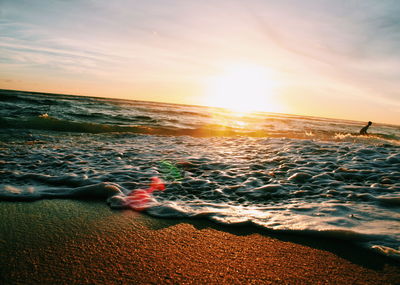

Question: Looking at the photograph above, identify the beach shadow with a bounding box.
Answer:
[2,198,397,271]
[144,215,399,271]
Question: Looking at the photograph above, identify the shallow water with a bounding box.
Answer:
[0,89,399,258]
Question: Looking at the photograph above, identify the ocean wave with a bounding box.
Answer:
[0,90,68,106]
[0,183,125,201]
[0,115,145,134]
[1,89,400,260]
[1,181,399,259]
[1,90,399,145]
[0,115,398,146]
[0,114,271,136]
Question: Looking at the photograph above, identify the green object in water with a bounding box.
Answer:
[158,160,183,181]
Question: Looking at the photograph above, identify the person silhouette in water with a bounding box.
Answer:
[360,121,372,135]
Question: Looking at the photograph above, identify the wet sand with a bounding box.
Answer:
[0,200,399,284]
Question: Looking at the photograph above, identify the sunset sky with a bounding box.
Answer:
[0,0,399,124]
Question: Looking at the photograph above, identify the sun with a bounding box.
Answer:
[203,63,281,113]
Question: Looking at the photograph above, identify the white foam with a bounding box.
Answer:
[372,245,400,260]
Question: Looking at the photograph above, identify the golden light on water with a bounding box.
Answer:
[203,63,283,114]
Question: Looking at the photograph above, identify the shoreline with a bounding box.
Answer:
[1,200,399,284]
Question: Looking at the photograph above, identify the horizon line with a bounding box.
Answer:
[1,87,397,127]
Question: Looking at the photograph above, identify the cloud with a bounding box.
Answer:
[0,0,399,123]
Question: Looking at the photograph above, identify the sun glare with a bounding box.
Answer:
[204,63,281,113]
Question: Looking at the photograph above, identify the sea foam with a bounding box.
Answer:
[1,90,400,259]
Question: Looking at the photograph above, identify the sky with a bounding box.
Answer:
[0,0,399,124]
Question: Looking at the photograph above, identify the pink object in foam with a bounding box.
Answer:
[125,177,165,211]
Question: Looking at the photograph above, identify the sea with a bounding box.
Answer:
[1,89,399,259]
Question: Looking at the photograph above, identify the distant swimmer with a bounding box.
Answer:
[359,121,372,135]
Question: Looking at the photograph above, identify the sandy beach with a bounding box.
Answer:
[0,200,398,284]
